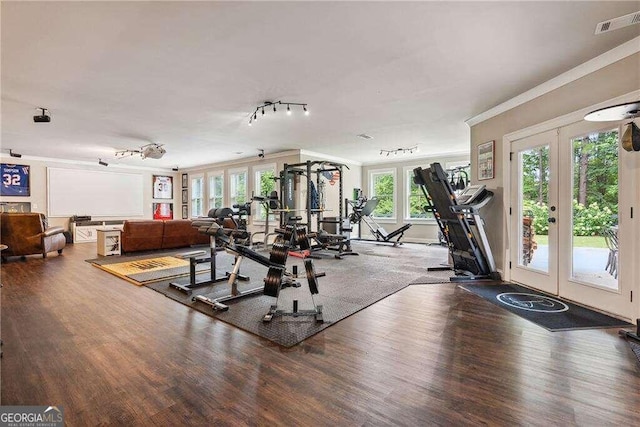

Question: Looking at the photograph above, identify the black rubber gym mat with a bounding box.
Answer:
[145,242,451,347]
[460,282,634,331]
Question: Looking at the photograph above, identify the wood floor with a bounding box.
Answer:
[1,243,639,426]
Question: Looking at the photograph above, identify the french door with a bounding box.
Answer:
[510,122,634,320]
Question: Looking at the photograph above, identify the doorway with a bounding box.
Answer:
[509,121,634,320]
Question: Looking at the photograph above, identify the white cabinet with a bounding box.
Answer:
[71,221,124,243]
[72,224,99,242]
[97,228,121,256]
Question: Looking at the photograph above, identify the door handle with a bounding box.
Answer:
[548,217,556,223]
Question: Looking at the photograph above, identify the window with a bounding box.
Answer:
[254,165,276,221]
[229,169,247,208]
[369,169,395,219]
[406,169,432,220]
[208,172,224,211]
[191,175,204,217]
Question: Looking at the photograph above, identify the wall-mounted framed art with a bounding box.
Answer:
[1,163,30,196]
[182,189,188,204]
[181,173,188,189]
[153,175,173,199]
[182,205,188,219]
[0,201,31,213]
[153,202,173,220]
[477,140,495,181]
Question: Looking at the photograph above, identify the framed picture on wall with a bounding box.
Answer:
[1,163,30,196]
[181,173,188,189]
[182,189,188,204]
[153,175,173,199]
[477,140,495,181]
[182,205,188,219]
[153,202,173,220]
[0,201,31,213]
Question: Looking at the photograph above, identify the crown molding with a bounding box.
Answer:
[299,150,362,166]
[0,154,174,173]
[466,35,640,127]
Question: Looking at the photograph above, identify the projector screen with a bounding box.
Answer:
[47,167,144,217]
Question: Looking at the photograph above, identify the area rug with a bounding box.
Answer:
[460,282,634,331]
[146,245,423,347]
[90,252,210,286]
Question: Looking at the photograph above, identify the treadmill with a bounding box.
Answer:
[413,162,501,282]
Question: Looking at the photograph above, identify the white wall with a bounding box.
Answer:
[0,155,177,230]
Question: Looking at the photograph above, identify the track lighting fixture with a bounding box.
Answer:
[248,101,309,126]
[98,159,109,167]
[379,145,419,156]
[9,149,22,158]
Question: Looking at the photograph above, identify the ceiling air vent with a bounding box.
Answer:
[595,10,640,35]
[357,133,373,140]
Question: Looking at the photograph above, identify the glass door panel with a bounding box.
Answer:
[569,129,619,290]
[510,129,558,295]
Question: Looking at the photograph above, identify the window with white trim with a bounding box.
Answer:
[229,169,248,207]
[208,172,224,211]
[254,164,277,221]
[369,169,395,219]
[191,174,205,217]
[406,168,432,219]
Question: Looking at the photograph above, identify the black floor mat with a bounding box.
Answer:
[460,282,634,331]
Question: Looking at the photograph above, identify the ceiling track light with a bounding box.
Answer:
[98,159,109,167]
[380,145,419,157]
[248,101,309,125]
[9,149,22,158]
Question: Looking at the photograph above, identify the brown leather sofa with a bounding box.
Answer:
[0,212,66,260]
[121,219,209,253]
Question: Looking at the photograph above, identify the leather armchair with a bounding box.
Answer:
[0,213,66,260]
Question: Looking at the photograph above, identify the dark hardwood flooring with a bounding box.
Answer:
[1,243,639,426]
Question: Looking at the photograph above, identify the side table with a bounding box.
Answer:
[97,228,121,256]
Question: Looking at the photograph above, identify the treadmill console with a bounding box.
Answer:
[456,185,486,205]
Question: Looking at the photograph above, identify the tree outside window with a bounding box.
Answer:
[229,170,247,207]
[255,168,276,220]
[370,170,395,218]
[407,170,432,219]
[191,176,204,217]
[208,173,224,211]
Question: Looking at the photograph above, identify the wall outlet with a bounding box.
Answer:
[33,203,38,209]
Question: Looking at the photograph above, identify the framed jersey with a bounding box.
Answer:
[1,163,30,196]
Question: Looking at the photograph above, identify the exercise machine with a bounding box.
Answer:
[279,160,358,259]
[249,190,280,250]
[169,208,249,295]
[190,222,287,311]
[413,162,501,282]
[346,195,412,246]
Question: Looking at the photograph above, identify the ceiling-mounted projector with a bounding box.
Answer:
[34,107,51,123]
[141,144,166,159]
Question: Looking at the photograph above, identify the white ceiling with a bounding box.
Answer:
[2,1,639,169]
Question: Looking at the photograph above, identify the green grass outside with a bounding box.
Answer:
[533,234,607,248]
